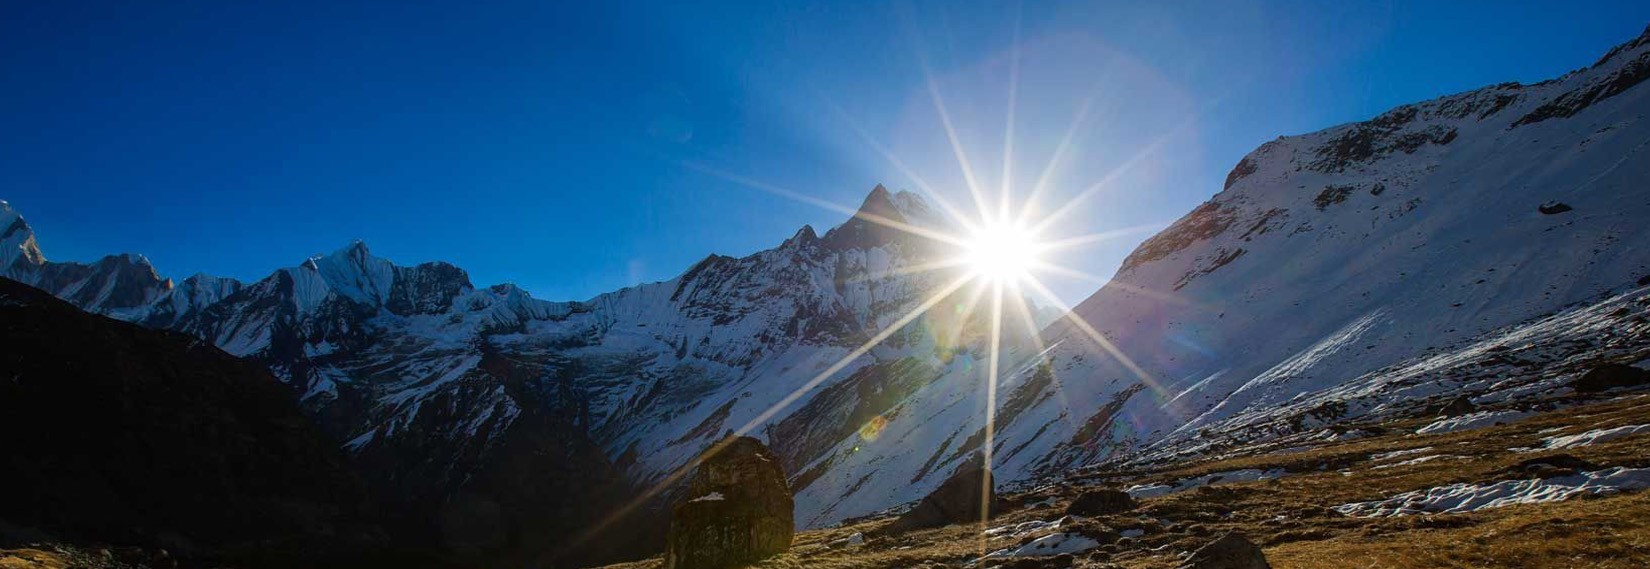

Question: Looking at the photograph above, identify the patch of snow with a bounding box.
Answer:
[982,532,1100,559]
[1125,468,1287,498]
[1335,467,1650,517]
[1370,447,1434,461]
[689,492,725,502]
[985,517,1068,539]
[1415,410,1535,435]
[1022,496,1058,509]
[1372,455,1460,469]
[1539,424,1650,450]
[1119,528,1146,538]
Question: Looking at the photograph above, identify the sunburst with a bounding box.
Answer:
[566,14,1174,560]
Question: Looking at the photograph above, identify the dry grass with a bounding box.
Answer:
[594,393,1650,568]
[0,549,69,569]
[1269,492,1650,568]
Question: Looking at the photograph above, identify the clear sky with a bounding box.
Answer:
[4,1,1648,304]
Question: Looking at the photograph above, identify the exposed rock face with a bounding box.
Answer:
[1432,395,1476,417]
[1064,489,1137,516]
[1538,201,1574,215]
[881,455,1002,534]
[0,185,981,539]
[664,436,793,569]
[1179,533,1271,569]
[1572,364,1650,393]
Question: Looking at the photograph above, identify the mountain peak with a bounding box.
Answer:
[853,184,902,224]
[337,239,371,258]
[1592,23,1650,68]
[781,225,819,250]
[818,184,942,252]
[1,200,46,270]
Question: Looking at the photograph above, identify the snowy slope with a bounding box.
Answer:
[3,202,174,317]
[10,25,1650,536]
[790,24,1650,525]
[1,185,1018,535]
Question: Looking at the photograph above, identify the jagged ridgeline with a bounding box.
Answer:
[4,21,1650,568]
[0,184,1031,564]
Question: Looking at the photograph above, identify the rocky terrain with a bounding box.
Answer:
[596,380,1650,568]
[3,20,1650,569]
[797,23,1650,524]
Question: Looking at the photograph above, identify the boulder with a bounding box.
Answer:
[1498,453,1599,479]
[1179,533,1271,569]
[1065,489,1137,516]
[880,454,1003,534]
[1432,395,1476,417]
[1572,364,1650,393]
[664,436,793,569]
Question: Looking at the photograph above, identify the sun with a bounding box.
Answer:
[959,220,1042,283]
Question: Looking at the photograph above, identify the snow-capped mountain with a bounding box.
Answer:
[11,23,1650,552]
[1,184,1020,557]
[789,24,1650,524]
[3,202,175,318]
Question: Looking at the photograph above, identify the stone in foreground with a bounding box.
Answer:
[1179,533,1271,569]
[664,436,793,569]
[1064,488,1137,516]
[880,454,1003,534]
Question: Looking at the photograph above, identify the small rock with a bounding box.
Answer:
[1065,489,1137,516]
[880,454,1004,534]
[1178,533,1271,569]
[1538,201,1573,215]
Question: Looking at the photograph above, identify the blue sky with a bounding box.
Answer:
[4,1,1648,304]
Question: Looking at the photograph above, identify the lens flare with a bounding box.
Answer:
[858,415,889,441]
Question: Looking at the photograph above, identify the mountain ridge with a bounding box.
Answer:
[6,23,1650,562]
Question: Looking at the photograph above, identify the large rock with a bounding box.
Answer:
[1572,364,1650,393]
[1065,488,1137,516]
[1431,395,1476,417]
[664,436,793,569]
[880,454,1003,534]
[1179,533,1271,569]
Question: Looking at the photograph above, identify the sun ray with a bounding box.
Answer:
[979,280,1005,552]
[732,272,977,438]
[1005,283,1080,420]
[840,257,971,286]
[997,1,1023,225]
[947,276,994,350]
[910,34,992,226]
[564,272,977,551]
[1020,276,1167,396]
[1038,222,1170,252]
[682,160,970,248]
[823,99,982,233]
[1026,261,1200,308]
[1005,282,1047,353]
[1016,96,1095,226]
[1030,116,1195,235]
